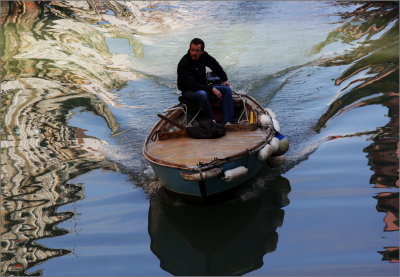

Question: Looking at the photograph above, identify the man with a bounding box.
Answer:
[177,38,235,124]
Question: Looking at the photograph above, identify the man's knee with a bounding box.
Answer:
[196,90,208,97]
[196,90,209,102]
[220,87,232,97]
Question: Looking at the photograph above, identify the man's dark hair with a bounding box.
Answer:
[190,38,205,51]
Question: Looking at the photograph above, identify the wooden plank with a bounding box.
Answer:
[147,130,267,167]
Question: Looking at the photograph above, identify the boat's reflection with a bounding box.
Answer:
[148,176,291,276]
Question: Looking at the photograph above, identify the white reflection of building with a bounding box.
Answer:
[0,82,120,275]
[0,1,135,275]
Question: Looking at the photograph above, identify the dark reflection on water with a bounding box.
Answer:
[314,2,398,132]
[375,191,399,263]
[148,176,291,276]
[313,1,399,262]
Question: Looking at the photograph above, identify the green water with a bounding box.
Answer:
[1,1,398,276]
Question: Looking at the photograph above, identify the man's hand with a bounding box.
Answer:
[223,80,230,86]
[212,87,222,99]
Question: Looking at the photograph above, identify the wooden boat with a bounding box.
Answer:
[143,92,289,199]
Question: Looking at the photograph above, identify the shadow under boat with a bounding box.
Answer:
[148,176,291,276]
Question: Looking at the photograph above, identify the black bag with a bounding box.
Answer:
[186,120,226,139]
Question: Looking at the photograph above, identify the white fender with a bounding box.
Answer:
[270,137,280,153]
[272,118,280,133]
[267,155,285,168]
[224,166,248,182]
[264,107,277,119]
[180,168,222,182]
[258,114,271,128]
[258,144,273,161]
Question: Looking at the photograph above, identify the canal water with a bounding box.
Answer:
[1,1,398,276]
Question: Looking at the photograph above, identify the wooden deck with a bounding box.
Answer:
[146,130,267,167]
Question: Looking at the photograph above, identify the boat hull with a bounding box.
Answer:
[148,151,265,198]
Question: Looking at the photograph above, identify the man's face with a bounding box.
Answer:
[189,43,203,61]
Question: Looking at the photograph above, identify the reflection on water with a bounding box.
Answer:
[314,2,398,133]
[313,2,399,262]
[375,191,399,263]
[0,90,118,276]
[0,1,133,275]
[148,176,291,276]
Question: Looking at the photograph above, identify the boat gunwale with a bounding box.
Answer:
[142,93,274,170]
[143,135,271,170]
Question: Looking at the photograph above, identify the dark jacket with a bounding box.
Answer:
[177,50,228,94]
